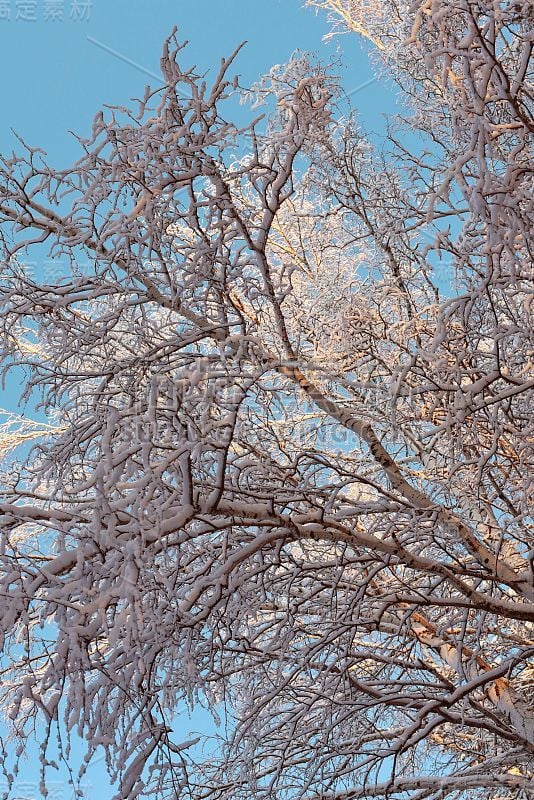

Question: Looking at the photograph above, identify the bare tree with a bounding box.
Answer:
[0,2,532,797]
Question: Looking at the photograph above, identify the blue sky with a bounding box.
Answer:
[0,2,398,797]
[0,0,397,160]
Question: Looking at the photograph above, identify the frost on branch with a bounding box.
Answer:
[0,17,533,800]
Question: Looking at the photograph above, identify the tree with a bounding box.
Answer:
[0,1,532,796]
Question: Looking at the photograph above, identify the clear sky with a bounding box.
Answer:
[0,0,397,159]
[0,2,398,797]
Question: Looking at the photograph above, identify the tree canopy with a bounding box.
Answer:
[0,2,532,798]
